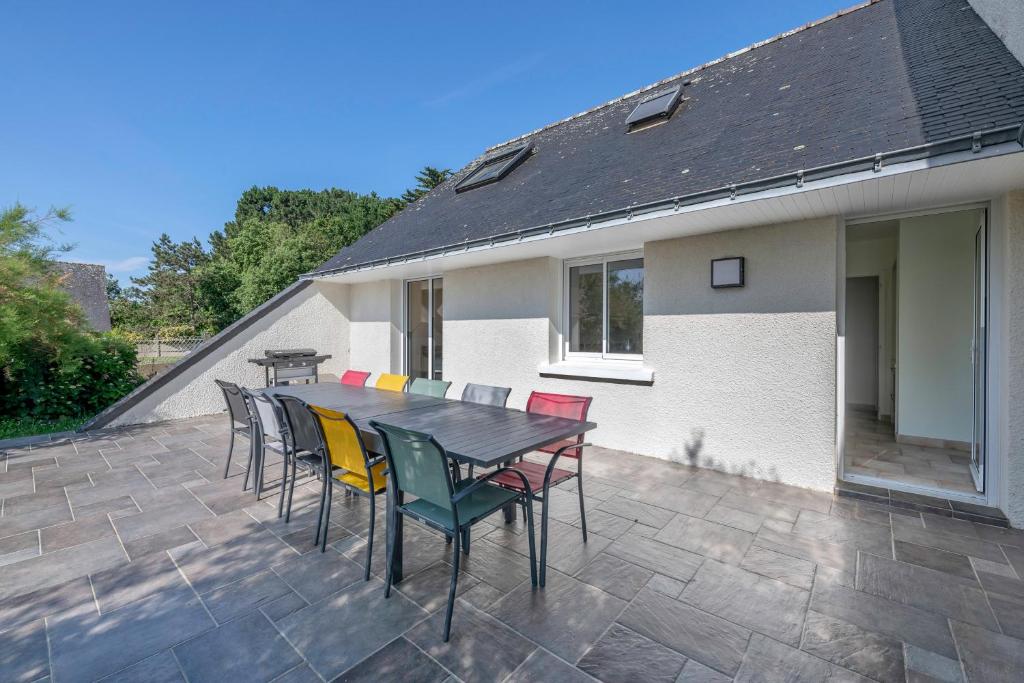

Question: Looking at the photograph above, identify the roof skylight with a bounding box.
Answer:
[625,85,683,129]
[454,143,532,193]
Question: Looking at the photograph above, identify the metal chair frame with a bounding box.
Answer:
[459,383,512,407]
[276,394,382,579]
[241,388,293,504]
[371,421,537,642]
[492,392,593,586]
[215,379,256,484]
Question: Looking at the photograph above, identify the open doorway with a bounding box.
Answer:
[843,208,986,499]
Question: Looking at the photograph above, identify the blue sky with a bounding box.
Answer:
[2,0,850,284]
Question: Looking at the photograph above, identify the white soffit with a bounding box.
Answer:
[314,144,1024,284]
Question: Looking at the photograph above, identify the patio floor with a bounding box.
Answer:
[2,415,1024,683]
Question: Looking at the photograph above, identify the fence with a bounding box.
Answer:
[134,337,208,379]
[135,337,207,359]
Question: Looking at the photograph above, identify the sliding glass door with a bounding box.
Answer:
[406,278,443,380]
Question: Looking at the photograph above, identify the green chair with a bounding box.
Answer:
[370,421,537,642]
[408,377,452,398]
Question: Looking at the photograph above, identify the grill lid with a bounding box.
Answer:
[265,348,317,359]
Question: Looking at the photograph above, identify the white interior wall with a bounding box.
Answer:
[846,232,897,416]
[896,210,980,444]
[845,277,879,408]
[110,282,350,426]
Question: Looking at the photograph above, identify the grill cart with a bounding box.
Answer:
[248,348,332,387]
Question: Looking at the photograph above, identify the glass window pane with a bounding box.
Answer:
[406,280,430,379]
[607,258,643,355]
[569,263,603,353]
[468,159,503,184]
[432,278,443,380]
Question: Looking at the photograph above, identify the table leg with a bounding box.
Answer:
[502,459,518,523]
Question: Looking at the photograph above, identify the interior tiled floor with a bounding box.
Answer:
[3,415,1024,683]
[844,407,978,496]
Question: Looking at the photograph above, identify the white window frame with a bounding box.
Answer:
[562,250,644,362]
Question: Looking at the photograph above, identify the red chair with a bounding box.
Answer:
[340,370,371,387]
[490,391,592,586]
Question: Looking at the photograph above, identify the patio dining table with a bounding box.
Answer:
[266,382,595,583]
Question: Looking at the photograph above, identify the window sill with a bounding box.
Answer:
[538,360,654,385]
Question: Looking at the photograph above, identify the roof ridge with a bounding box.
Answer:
[485,0,879,153]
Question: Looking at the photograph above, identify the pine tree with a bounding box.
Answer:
[401,166,453,203]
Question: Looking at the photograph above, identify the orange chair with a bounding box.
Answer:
[275,395,384,579]
[375,373,410,392]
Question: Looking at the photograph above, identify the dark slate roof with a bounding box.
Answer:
[314,0,1024,275]
[54,262,112,332]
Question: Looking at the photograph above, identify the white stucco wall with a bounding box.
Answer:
[969,0,1024,67]
[348,280,402,375]
[109,282,350,426]
[443,257,562,411]
[999,189,1024,526]
[644,218,839,490]
[442,217,839,491]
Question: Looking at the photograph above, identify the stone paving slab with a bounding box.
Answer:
[2,414,1023,681]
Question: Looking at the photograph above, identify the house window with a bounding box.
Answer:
[565,252,644,359]
[454,143,532,193]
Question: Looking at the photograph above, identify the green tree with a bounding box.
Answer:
[0,204,79,364]
[113,170,436,337]
[130,234,214,335]
[108,282,151,337]
[215,186,402,312]
[401,166,453,203]
[0,203,141,423]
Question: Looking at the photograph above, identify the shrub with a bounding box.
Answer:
[156,324,200,339]
[0,203,144,425]
[109,327,145,344]
[1,332,143,421]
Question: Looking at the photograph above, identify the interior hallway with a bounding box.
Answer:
[844,406,977,496]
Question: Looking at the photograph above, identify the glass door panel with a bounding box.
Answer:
[431,278,444,380]
[406,277,443,380]
[970,219,986,492]
[406,280,430,380]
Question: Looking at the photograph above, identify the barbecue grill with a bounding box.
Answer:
[248,348,332,387]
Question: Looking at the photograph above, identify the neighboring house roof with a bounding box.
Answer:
[54,262,112,332]
[313,0,1024,277]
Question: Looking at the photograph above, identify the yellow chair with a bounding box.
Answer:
[375,373,410,392]
[308,404,386,579]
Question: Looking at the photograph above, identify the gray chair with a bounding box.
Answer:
[215,379,255,481]
[242,388,291,510]
[460,383,512,407]
[460,383,513,480]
